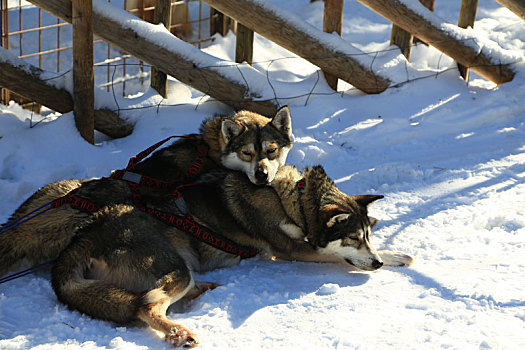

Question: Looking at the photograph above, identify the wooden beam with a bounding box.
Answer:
[72,0,94,144]
[358,0,515,84]
[235,22,254,65]
[457,0,478,81]
[28,0,279,115]
[494,0,525,21]
[202,0,391,94]
[0,48,133,138]
[323,0,343,90]
[150,0,172,98]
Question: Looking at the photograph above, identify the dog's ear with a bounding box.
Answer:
[271,106,292,138]
[354,195,384,207]
[320,204,345,227]
[221,119,244,144]
[326,213,350,228]
[368,216,378,228]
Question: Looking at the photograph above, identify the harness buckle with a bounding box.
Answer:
[122,172,142,184]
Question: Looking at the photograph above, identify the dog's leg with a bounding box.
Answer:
[377,250,414,266]
[137,273,199,348]
[183,281,220,300]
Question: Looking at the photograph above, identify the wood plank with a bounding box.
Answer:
[28,0,279,115]
[235,22,254,65]
[202,0,391,94]
[150,0,171,98]
[72,0,94,144]
[0,47,133,138]
[457,0,478,80]
[494,0,525,21]
[322,0,343,90]
[358,0,515,84]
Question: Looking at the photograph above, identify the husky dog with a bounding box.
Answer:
[0,107,293,276]
[223,165,413,270]
[50,164,412,347]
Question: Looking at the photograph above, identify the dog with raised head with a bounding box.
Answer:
[50,164,412,347]
[0,106,293,276]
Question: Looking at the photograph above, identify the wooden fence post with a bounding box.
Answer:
[235,22,253,65]
[150,0,172,98]
[323,0,343,90]
[72,0,94,144]
[210,8,231,36]
[390,0,434,60]
[458,0,478,81]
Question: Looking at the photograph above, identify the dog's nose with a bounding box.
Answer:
[255,169,268,184]
[372,259,383,269]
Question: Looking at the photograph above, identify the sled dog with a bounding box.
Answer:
[0,107,293,276]
[51,164,413,347]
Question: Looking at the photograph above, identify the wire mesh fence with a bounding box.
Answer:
[0,0,215,108]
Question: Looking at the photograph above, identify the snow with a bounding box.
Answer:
[1,0,525,349]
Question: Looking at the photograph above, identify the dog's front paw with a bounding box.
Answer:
[378,250,413,267]
[165,326,199,348]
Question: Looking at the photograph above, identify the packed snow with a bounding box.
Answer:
[1,0,524,349]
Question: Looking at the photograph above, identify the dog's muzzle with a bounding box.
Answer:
[254,169,268,185]
[345,258,384,270]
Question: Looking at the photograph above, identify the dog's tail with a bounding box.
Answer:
[51,236,144,325]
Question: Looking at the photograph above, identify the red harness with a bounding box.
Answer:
[51,135,259,259]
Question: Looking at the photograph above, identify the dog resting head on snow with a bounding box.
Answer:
[201,106,292,185]
[268,165,414,271]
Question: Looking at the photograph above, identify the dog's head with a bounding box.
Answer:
[220,106,293,186]
[311,194,385,271]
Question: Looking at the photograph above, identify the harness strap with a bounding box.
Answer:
[110,138,209,190]
[51,189,100,213]
[127,183,258,259]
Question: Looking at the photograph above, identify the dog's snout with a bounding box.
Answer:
[372,259,383,269]
[255,169,268,184]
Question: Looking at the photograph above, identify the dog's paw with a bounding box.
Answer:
[165,326,199,348]
[377,250,413,267]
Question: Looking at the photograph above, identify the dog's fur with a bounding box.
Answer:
[50,164,413,347]
[222,165,414,270]
[0,107,292,276]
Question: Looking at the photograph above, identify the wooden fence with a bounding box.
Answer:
[1,0,522,143]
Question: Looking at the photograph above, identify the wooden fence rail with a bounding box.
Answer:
[0,47,133,138]
[494,0,525,21]
[357,0,516,84]
[202,0,391,94]
[27,0,279,116]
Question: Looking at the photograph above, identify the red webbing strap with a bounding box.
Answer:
[127,184,259,259]
[125,135,183,170]
[110,136,208,189]
[51,189,100,213]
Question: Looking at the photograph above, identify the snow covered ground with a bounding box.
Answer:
[1,0,524,349]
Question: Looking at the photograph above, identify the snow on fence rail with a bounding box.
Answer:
[1,0,523,142]
[357,0,519,84]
